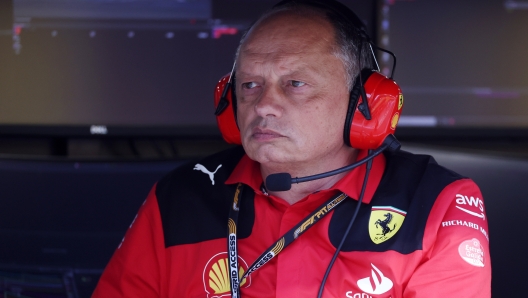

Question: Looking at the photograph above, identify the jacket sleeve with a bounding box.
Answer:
[404,178,491,297]
[92,184,167,297]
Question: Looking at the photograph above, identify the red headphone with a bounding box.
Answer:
[214,70,402,149]
[214,73,241,145]
[213,0,403,150]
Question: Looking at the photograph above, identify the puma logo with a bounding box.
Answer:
[193,163,222,185]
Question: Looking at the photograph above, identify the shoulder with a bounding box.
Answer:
[382,149,471,225]
[329,149,471,252]
[385,150,487,250]
[156,145,246,197]
[379,149,467,203]
[154,145,254,247]
[385,149,465,180]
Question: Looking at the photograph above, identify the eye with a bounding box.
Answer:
[290,80,306,87]
[241,82,258,89]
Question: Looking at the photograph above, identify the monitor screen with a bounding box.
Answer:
[1,0,227,136]
[0,0,375,137]
[384,0,528,130]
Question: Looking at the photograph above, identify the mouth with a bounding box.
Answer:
[251,127,284,141]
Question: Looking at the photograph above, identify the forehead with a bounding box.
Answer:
[236,11,337,68]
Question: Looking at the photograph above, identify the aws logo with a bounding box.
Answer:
[203,252,251,298]
[368,206,406,244]
[455,194,486,220]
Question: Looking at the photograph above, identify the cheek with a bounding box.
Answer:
[236,104,261,146]
[235,103,251,130]
[299,105,345,145]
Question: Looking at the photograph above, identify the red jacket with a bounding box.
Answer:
[93,147,491,297]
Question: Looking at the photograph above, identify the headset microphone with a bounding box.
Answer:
[265,134,401,192]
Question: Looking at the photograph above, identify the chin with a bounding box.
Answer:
[243,142,292,165]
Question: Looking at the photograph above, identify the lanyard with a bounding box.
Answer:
[227,183,348,298]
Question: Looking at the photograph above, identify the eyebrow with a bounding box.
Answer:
[235,63,321,80]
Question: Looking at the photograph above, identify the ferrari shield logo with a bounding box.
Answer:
[369,206,407,244]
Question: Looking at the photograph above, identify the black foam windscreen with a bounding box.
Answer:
[265,172,293,191]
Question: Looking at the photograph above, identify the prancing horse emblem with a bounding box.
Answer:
[194,164,222,185]
[369,206,406,244]
[375,213,396,236]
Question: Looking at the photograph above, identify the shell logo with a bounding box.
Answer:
[203,252,251,297]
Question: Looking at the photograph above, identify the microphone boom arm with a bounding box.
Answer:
[292,140,387,184]
[265,134,401,191]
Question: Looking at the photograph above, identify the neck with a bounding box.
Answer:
[267,174,348,205]
[261,149,358,205]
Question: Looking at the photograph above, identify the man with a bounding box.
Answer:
[93,1,491,297]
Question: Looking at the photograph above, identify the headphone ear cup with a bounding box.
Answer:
[214,73,242,144]
[346,71,403,149]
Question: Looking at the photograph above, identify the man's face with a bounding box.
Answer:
[235,12,351,169]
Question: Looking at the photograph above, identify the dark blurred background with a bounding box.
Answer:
[0,0,526,296]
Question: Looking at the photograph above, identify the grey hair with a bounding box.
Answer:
[233,3,373,91]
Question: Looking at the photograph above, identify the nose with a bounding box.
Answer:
[254,84,283,119]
